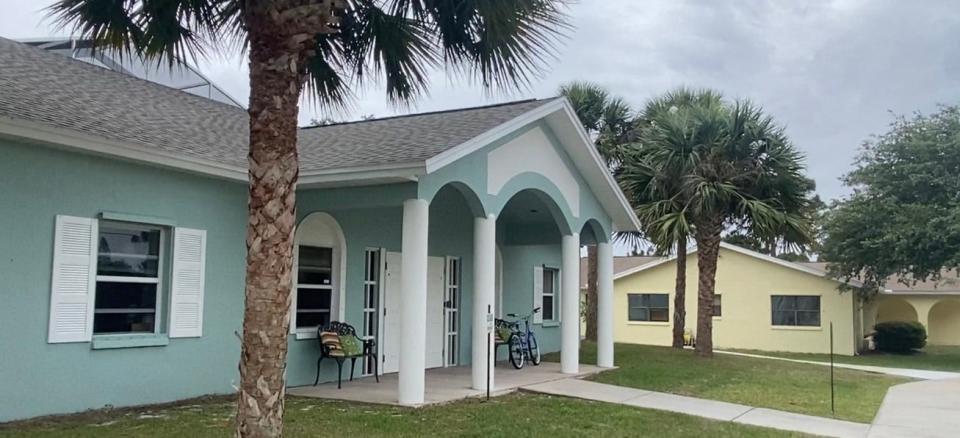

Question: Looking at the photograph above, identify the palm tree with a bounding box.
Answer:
[622,88,723,349]
[50,1,568,436]
[558,81,632,342]
[622,94,812,357]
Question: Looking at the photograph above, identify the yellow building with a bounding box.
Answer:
[594,243,960,356]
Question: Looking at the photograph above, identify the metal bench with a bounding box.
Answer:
[314,321,378,388]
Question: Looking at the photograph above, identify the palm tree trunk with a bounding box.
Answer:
[237,3,338,437]
[585,245,598,341]
[694,218,722,358]
[671,237,686,349]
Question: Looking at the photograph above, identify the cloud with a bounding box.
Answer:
[2,0,959,200]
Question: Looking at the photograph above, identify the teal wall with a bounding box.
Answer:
[498,244,564,358]
[418,121,614,239]
[0,117,614,421]
[0,138,248,422]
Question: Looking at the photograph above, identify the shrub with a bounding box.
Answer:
[873,321,927,353]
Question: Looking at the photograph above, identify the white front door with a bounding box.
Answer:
[382,252,446,374]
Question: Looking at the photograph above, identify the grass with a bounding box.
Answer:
[728,345,960,372]
[545,342,908,423]
[0,393,806,438]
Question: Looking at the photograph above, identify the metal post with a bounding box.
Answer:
[486,304,492,401]
[830,322,835,415]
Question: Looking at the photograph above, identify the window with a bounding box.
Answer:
[712,294,722,317]
[628,293,669,322]
[542,267,559,321]
[296,246,333,330]
[445,257,461,366]
[94,222,164,334]
[362,249,380,375]
[771,295,820,327]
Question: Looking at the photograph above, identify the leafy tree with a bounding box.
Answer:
[559,81,633,342]
[621,93,813,357]
[50,1,568,436]
[822,105,960,296]
[621,88,723,349]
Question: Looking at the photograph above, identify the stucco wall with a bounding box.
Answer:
[614,247,857,355]
[863,295,960,346]
[0,138,248,422]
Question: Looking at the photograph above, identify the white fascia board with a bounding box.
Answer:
[881,289,960,295]
[612,241,863,287]
[298,162,424,188]
[552,99,642,232]
[424,98,566,173]
[0,116,247,182]
[424,97,642,233]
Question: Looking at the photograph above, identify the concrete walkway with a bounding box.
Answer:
[868,378,960,438]
[716,350,960,381]
[523,378,870,438]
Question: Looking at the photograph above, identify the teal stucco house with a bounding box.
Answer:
[0,37,639,421]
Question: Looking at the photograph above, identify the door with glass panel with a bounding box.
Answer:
[444,257,461,367]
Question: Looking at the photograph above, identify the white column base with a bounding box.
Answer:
[472,214,497,391]
[399,199,428,405]
[597,241,615,368]
[561,233,580,374]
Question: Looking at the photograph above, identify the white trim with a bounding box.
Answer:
[424,98,641,233]
[613,242,864,287]
[425,100,566,172]
[0,116,246,181]
[881,289,960,295]
[555,100,642,233]
[298,163,425,188]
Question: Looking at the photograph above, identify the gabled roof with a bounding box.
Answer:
[613,242,861,286]
[0,37,641,231]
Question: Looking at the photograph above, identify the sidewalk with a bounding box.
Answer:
[523,378,870,438]
[868,378,960,438]
[715,350,960,380]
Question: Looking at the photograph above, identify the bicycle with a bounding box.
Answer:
[504,307,542,369]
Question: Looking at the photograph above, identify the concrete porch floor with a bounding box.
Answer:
[288,361,606,406]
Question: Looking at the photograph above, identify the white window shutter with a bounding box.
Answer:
[48,215,97,343]
[169,228,206,338]
[533,265,544,324]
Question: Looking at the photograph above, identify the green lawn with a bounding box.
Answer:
[0,394,805,438]
[729,346,960,372]
[546,342,908,423]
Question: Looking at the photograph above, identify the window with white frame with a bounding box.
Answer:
[627,293,669,322]
[94,222,165,334]
[541,267,559,322]
[295,245,333,330]
[712,294,722,317]
[361,248,380,375]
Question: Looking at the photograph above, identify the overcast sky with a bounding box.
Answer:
[4,0,959,201]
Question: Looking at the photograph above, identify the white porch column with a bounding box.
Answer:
[560,232,580,374]
[399,198,428,405]
[472,213,497,391]
[597,241,615,368]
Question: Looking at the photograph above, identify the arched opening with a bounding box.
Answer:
[496,188,572,358]
[292,212,347,336]
[875,297,919,324]
[928,299,960,346]
[578,219,608,340]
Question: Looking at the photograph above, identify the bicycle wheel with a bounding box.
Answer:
[508,334,525,369]
[527,333,541,365]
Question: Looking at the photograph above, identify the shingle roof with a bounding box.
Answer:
[298,99,550,171]
[0,37,551,173]
[799,262,960,293]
